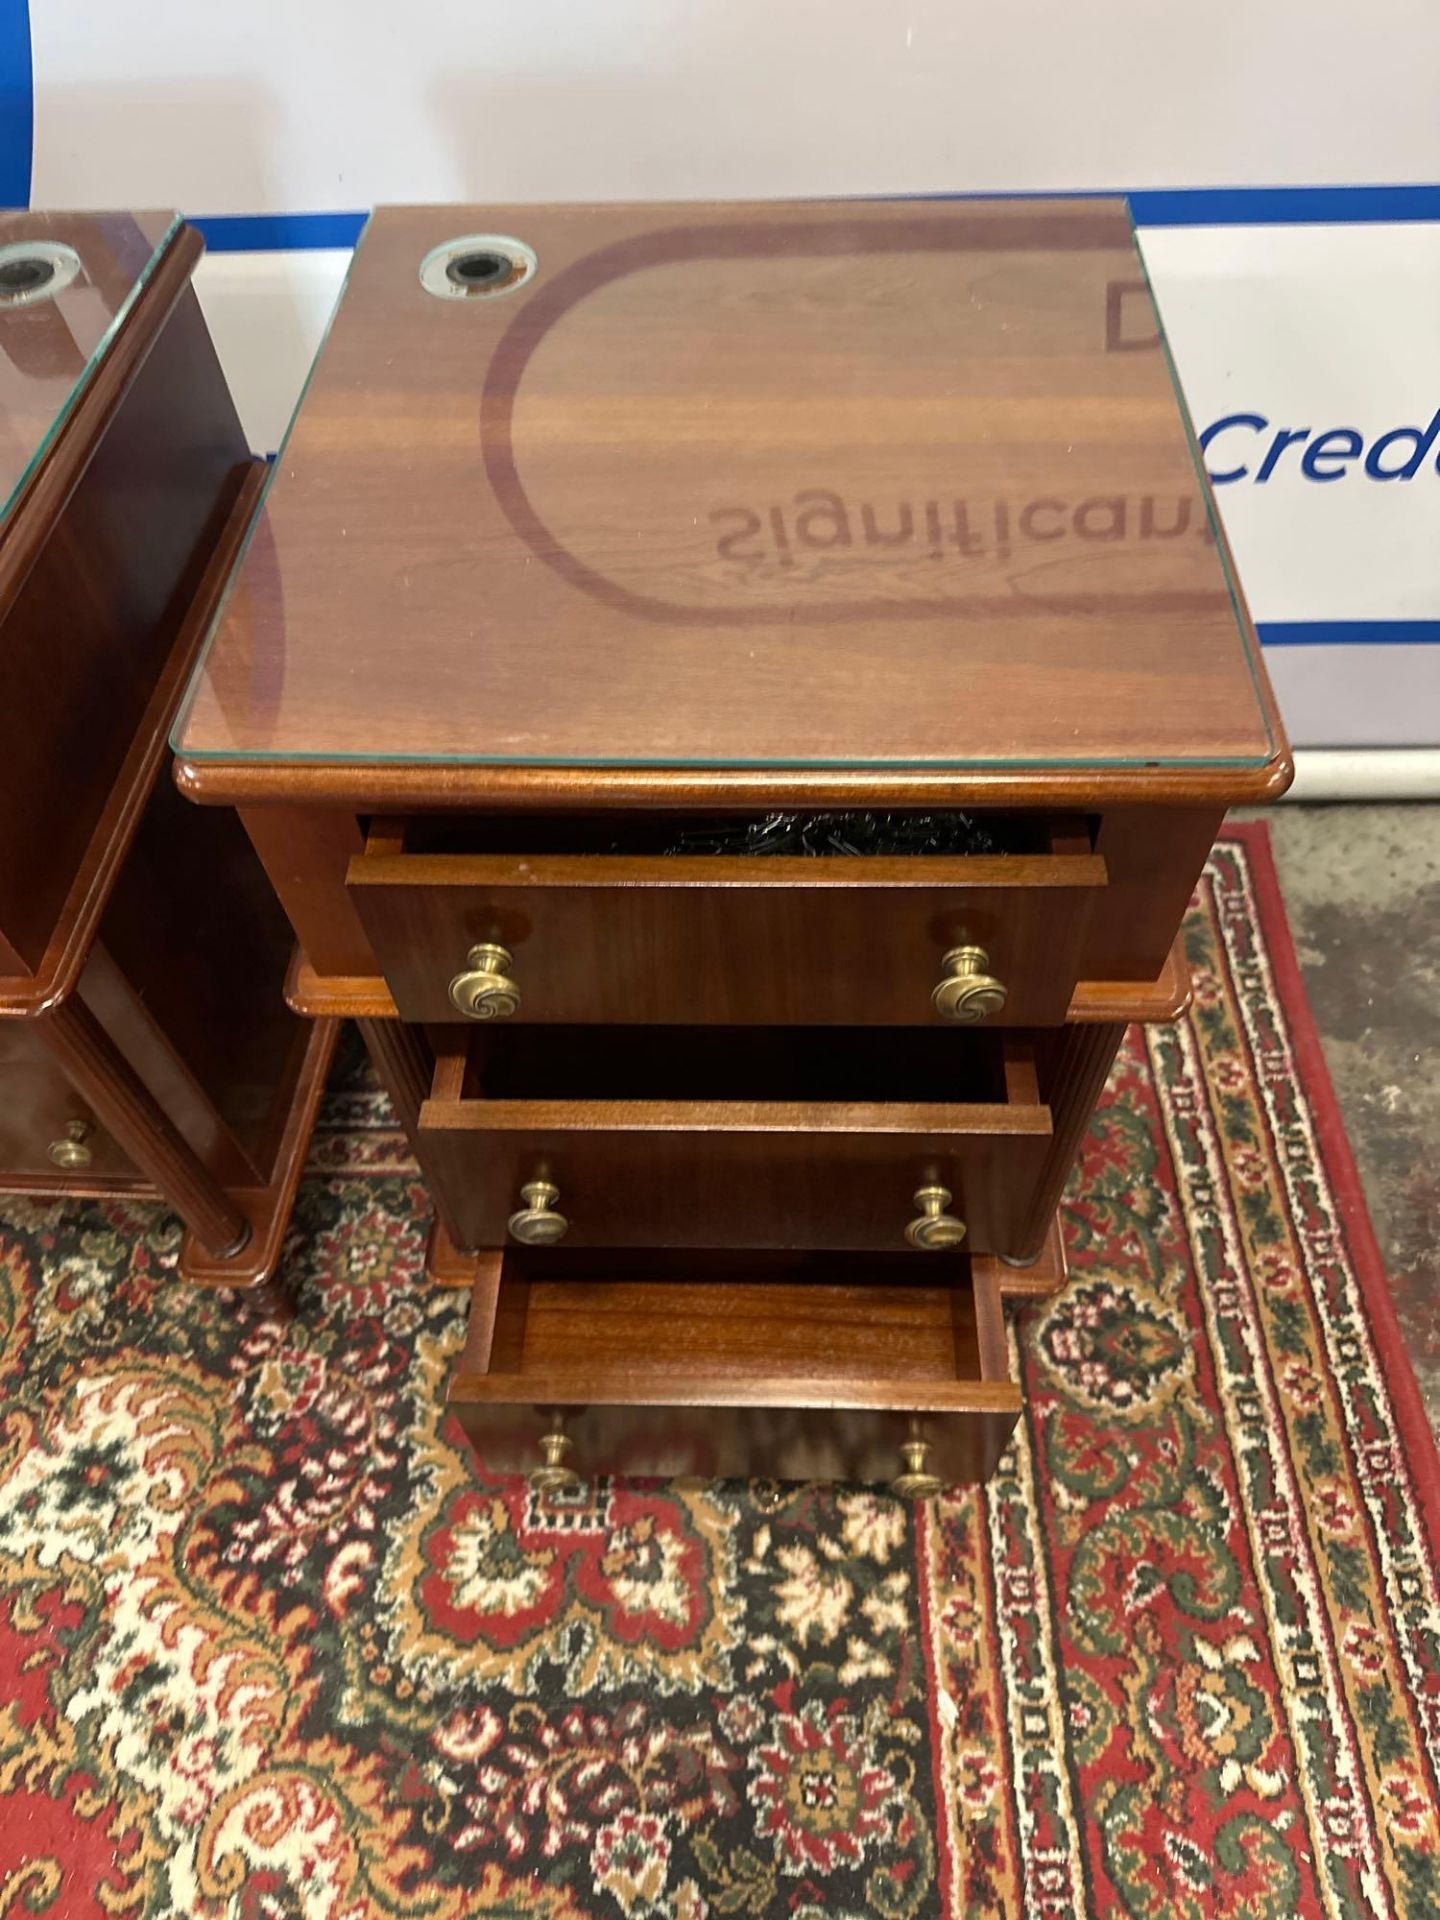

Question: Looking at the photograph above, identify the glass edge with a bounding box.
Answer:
[174,746,1282,771]
[0,211,185,528]
[1125,197,1279,759]
[171,211,376,754]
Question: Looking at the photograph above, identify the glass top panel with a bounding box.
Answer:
[0,210,180,527]
[175,198,1278,773]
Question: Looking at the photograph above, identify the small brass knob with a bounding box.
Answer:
[892,1419,944,1498]
[932,945,1007,1023]
[530,1412,581,1494]
[508,1179,569,1246]
[905,1185,967,1251]
[48,1119,93,1171]
[448,943,521,1020]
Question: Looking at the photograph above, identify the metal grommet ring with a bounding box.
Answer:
[419,234,537,301]
[0,240,83,307]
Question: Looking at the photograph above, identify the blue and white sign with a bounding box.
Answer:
[9,0,1440,763]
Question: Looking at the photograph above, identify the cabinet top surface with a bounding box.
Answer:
[0,210,178,529]
[175,197,1284,791]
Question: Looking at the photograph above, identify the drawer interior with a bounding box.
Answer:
[386,808,1074,860]
[449,1246,1021,1486]
[475,1247,996,1391]
[441,1025,1035,1107]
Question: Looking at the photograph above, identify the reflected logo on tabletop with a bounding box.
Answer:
[709,491,1216,567]
[1201,410,1440,484]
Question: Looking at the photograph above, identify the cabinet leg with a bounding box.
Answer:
[233,1273,296,1321]
[356,1016,430,1142]
[982,1216,1069,1300]
[425,1217,484,1288]
[39,995,250,1258]
[1012,1021,1126,1263]
[356,1017,472,1266]
[176,1015,339,1299]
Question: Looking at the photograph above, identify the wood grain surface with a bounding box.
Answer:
[175,197,1287,793]
[349,843,1105,1026]
[0,211,179,525]
[419,1027,1051,1254]
[0,239,247,977]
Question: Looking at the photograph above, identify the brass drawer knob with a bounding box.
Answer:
[892,1419,944,1498]
[905,1184,967,1251]
[448,942,521,1020]
[932,945,1007,1023]
[48,1119,94,1170]
[508,1179,569,1245]
[531,1412,581,1494]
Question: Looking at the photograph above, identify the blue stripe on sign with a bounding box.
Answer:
[1130,184,1440,226]
[193,210,368,252]
[0,0,32,208]
[1259,621,1440,647]
[188,184,1440,252]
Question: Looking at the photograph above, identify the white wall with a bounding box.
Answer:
[25,0,1440,754]
[30,2,1440,205]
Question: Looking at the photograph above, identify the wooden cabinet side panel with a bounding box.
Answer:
[0,286,247,968]
[242,807,377,977]
[1083,808,1223,980]
[1016,1021,1127,1258]
[97,770,310,1184]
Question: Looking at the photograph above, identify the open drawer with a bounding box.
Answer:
[347,812,1106,1027]
[448,1245,1020,1490]
[418,1026,1052,1256]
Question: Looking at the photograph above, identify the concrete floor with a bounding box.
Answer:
[1258,805,1440,1440]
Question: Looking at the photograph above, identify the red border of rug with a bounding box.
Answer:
[1225,819,1440,1567]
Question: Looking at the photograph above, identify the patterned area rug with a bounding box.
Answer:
[2,824,1438,1920]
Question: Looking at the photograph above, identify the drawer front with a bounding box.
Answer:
[420,1121,1047,1256]
[0,1024,137,1182]
[421,1029,1050,1257]
[454,1398,1016,1488]
[448,1249,1020,1489]
[349,847,1106,1027]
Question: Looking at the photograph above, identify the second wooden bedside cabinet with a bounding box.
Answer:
[0,210,335,1305]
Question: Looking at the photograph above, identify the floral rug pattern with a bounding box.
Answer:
[2,830,1438,1918]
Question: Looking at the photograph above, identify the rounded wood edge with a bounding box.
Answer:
[980,1215,1068,1299]
[1249,745,1295,802]
[285,948,397,1019]
[448,1371,1023,1417]
[1068,935,1190,1024]
[285,964,1192,1026]
[426,1218,486,1288]
[0,979,60,1017]
[170,752,1297,813]
[0,1168,157,1202]
[419,1095,1051,1136]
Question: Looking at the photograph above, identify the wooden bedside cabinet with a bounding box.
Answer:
[0,211,336,1304]
[174,198,1290,1484]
